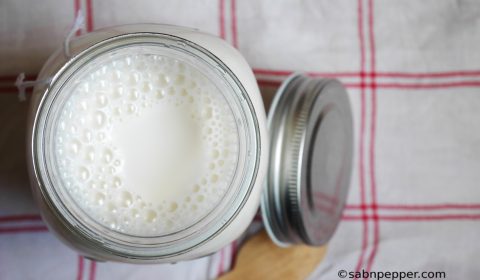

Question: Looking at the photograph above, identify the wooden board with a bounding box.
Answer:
[219,230,327,280]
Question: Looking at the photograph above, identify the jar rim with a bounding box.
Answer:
[30,32,262,260]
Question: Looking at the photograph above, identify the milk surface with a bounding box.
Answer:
[54,48,239,236]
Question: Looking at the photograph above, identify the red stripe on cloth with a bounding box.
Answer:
[377,70,480,78]
[336,81,480,89]
[258,79,360,89]
[345,203,480,211]
[254,69,480,79]
[375,81,480,89]
[231,0,238,48]
[77,256,84,280]
[334,81,480,89]
[257,79,281,87]
[253,68,360,78]
[260,79,480,90]
[85,0,94,32]
[0,226,48,234]
[219,0,226,39]
[89,260,97,280]
[342,214,480,221]
[355,0,369,273]
[74,0,82,36]
[366,0,379,274]
[0,214,42,223]
[254,68,292,76]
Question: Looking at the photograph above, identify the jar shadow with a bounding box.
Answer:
[0,94,38,214]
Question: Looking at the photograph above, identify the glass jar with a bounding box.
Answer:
[26,24,353,263]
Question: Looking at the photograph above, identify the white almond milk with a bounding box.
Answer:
[28,26,268,262]
[54,48,239,236]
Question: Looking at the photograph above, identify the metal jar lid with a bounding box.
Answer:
[261,74,353,247]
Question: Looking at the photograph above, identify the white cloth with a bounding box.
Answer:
[1,0,480,279]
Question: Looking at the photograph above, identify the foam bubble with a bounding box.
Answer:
[54,50,239,236]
